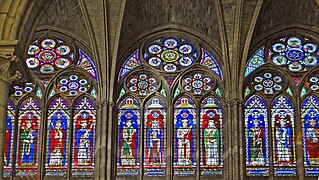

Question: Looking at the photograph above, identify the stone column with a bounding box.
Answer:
[0,43,21,178]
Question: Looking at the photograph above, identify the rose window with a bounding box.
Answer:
[269,36,318,72]
[57,74,90,96]
[253,73,284,94]
[144,38,198,72]
[126,74,159,95]
[26,38,74,74]
[182,73,214,95]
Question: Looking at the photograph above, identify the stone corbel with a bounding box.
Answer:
[0,53,22,85]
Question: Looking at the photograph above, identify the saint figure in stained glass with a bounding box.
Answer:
[303,109,319,165]
[74,111,94,166]
[202,110,220,166]
[274,110,293,165]
[248,110,265,165]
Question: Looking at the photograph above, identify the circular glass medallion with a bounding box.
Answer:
[28,45,40,55]
[15,91,23,96]
[55,58,70,68]
[139,74,147,80]
[272,43,286,52]
[55,45,71,56]
[194,73,202,79]
[161,50,179,62]
[138,81,148,89]
[310,77,318,83]
[192,80,203,88]
[148,57,162,67]
[288,62,302,72]
[68,82,79,89]
[40,64,54,73]
[149,85,156,91]
[179,56,193,66]
[304,56,318,66]
[254,76,263,83]
[41,39,56,49]
[60,79,68,85]
[184,85,192,91]
[139,90,147,95]
[311,85,319,91]
[286,48,304,61]
[194,89,202,95]
[272,55,287,66]
[26,58,40,68]
[130,86,137,92]
[148,44,162,54]
[39,51,56,62]
[70,75,78,80]
[303,43,318,53]
[273,76,282,82]
[164,38,178,48]
[203,77,211,83]
[274,84,282,91]
[255,84,263,91]
[148,78,157,84]
[264,73,272,78]
[179,44,192,54]
[184,78,192,83]
[60,86,68,92]
[79,87,87,92]
[79,79,88,85]
[263,79,274,88]
[129,78,138,84]
[163,64,177,72]
[287,37,302,48]
[69,90,78,96]
[204,85,211,90]
[24,87,33,93]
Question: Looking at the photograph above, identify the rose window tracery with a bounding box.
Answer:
[57,74,90,96]
[252,72,285,94]
[26,38,74,74]
[126,74,159,95]
[182,73,214,95]
[269,37,318,72]
[144,38,198,72]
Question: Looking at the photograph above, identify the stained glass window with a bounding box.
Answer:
[117,97,140,176]
[244,47,265,77]
[15,97,41,177]
[116,35,224,178]
[200,95,223,176]
[271,95,296,176]
[4,100,15,178]
[77,49,98,81]
[173,97,196,176]
[45,97,70,177]
[144,98,166,176]
[269,36,318,72]
[72,97,96,177]
[245,95,269,176]
[301,95,319,176]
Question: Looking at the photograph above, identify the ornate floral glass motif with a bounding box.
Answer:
[200,96,223,176]
[26,38,73,74]
[72,97,96,177]
[127,74,159,96]
[182,73,214,95]
[117,97,140,176]
[12,83,35,97]
[269,36,319,72]
[57,74,90,97]
[77,49,98,81]
[301,95,319,176]
[15,97,41,177]
[245,95,269,176]
[144,38,198,72]
[144,98,166,176]
[118,50,141,82]
[45,98,70,177]
[4,100,15,178]
[252,72,285,95]
[200,48,223,80]
[271,95,296,176]
[173,97,196,176]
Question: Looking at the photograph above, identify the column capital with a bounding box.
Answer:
[0,40,23,85]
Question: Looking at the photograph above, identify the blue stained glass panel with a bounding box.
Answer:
[173,97,196,176]
[244,47,265,77]
[118,50,140,82]
[200,49,223,80]
[4,100,15,178]
[77,49,98,81]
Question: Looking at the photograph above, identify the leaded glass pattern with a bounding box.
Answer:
[72,97,96,177]
[252,72,285,95]
[144,38,197,72]
[244,47,265,77]
[301,95,319,176]
[45,97,70,177]
[77,49,98,81]
[127,73,160,96]
[269,36,318,72]
[15,97,41,177]
[173,97,196,176]
[200,48,223,80]
[144,98,166,176]
[26,38,73,74]
[4,100,15,178]
[117,97,141,176]
[200,96,223,176]
[118,50,140,82]
[271,95,296,176]
[245,95,269,176]
[182,73,214,95]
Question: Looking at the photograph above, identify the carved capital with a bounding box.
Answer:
[0,53,22,84]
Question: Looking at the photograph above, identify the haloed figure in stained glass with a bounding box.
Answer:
[177,118,192,166]
[122,119,136,163]
[20,112,38,165]
[74,111,94,166]
[274,110,293,165]
[49,112,67,166]
[146,111,164,165]
[304,110,319,165]
[203,110,220,166]
[248,110,265,165]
